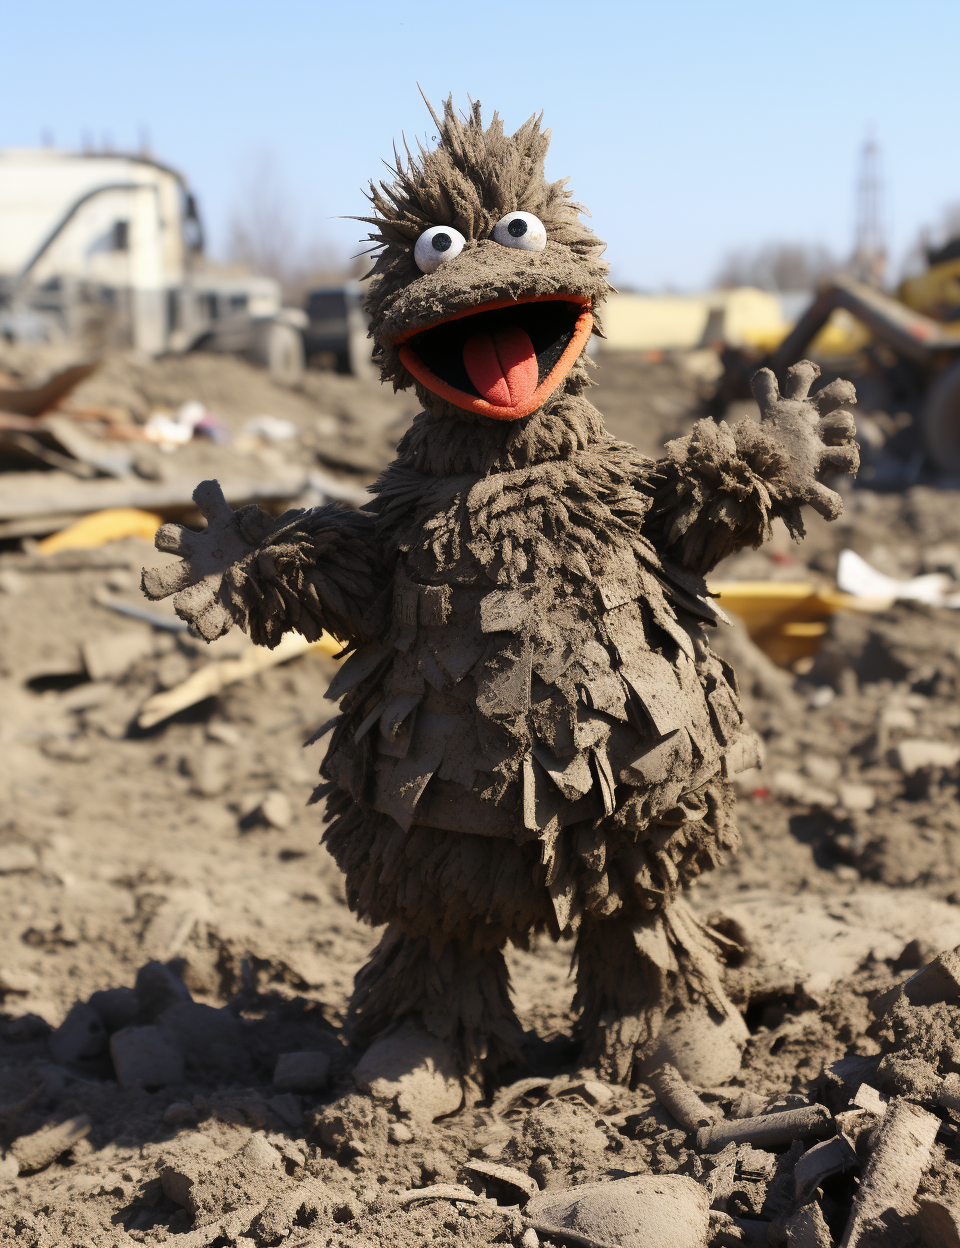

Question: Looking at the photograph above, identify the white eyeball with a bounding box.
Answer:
[414,224,466,274]
[492,211,547,252]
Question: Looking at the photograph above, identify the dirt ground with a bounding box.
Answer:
[2,346,960,1245]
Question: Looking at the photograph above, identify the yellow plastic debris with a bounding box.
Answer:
[708,581,868,667]
[37,508,163,554]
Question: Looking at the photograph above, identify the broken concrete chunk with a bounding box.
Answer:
[162,1100,198,1126]
[785,1202,833,1247]
[871,946,960,1018]
[47,1002,108,1063]
[88,986,138,1032]
[110,1024,184,1089]
[526,1175,709,1248]
[0,842,39,874]
[837,782,876,812]
[134,960,193,1019]
[81,629,154,681]
[259,789,292,829]
[841,1097,939,1247]
[803,754,842,785]
[273,1049,331,1093]
[894,739,960,774]
[11,1114,91,1174]
[770,769,837,808]
[852,1084,887,1116]
[353,1020,463,1122]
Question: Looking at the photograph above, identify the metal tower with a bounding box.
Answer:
[851,133,886,286]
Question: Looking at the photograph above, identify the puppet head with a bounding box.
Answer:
[359,98,611,422]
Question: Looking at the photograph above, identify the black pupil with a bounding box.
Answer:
[507,218,527,237]
[432,232,452,252]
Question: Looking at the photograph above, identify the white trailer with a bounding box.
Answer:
[0,148,305,383]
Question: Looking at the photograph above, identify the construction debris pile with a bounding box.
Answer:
[3,346,960,1246]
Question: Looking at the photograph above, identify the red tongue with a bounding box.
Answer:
[463,325,538,408]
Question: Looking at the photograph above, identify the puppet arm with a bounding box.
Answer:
[645,360,858,577]
[141,480,386,649]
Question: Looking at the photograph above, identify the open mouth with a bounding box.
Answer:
[396,294,593,420]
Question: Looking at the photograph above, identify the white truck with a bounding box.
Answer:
[0,148,306,385]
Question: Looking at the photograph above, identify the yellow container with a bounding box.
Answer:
[708,581,864,667]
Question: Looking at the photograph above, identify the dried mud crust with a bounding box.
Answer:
[1,348,960,1244]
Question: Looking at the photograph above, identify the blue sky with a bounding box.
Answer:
[2,0,957,289]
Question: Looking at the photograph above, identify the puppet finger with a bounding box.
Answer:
[783,360,820,400]
[810,378,857,415]
[750,368,780,413]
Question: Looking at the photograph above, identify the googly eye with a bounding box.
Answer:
[492,211,547,252]
[414,225,466,274]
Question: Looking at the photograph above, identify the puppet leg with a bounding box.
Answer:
[573,899,747,1086]
[348,923,523,1108]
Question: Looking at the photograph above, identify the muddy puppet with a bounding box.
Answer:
[143,100,858,1100]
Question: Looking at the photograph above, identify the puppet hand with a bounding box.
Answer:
[141,480,275,640]
[750,360,859,520]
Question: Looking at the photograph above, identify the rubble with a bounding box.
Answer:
[3,346,960,1242]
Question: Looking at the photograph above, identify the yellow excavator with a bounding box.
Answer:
[714,240,960,473]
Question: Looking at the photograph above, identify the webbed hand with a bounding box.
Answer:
[141,480,275,640]
[750,359,859,522]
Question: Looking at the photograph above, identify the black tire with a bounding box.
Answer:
[267,322,305,389]
[922,360,960,476]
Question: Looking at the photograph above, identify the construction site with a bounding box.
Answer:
[3,58,960,1248]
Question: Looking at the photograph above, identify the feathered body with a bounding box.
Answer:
[145,99,858,1090]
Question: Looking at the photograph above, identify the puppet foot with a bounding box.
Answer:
[638,999,748,1087]
[348,924,523,1115]
[574,903,748,1087]
[353,1017,465,1123]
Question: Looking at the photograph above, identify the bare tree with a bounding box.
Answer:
[713,242,838,292]
[226,148,346,297]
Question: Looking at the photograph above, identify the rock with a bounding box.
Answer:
[770,769,836,808]
[11,1114,91,1174]
[642,1002,749,1087]
[162,1100,198,1126]
[48,1002,108,1063]
[259,789,292,829]
[134,960,192,1019]
[466,1160,539,1202]
[526,1175,709,1248]
[88,986,138,1032]
[157,1002,243,1062]
[185,746,229,798]
[81,629,154,681]
[0,843,39,874]
[240,1134,282,1172]
[563,1079,616,1109]
[837,782,876,812]
[265,1093,302,1129]
[110,1024,184,1089]
[785,1202,833,1247]
[273,1049,331,1093]
[520,1229,540,1248]
[803,754,842,785]
[388,1121,414,1144]
[894,739,960,774]
[353,1020,463,1122]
